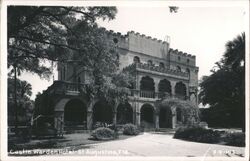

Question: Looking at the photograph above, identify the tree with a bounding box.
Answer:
[8,6,118,133]
[8,78,34,126]
[8,6,117,78]
[199,33,245,131]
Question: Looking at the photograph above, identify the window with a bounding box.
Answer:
[133,56,140,63]
[187,59,190,63]
[159,62,165,68]
[113,38,118,44]
[178,56,181,61]
[148,60,153,66]
[177,66,181,72]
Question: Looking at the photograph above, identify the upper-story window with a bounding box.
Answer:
[178,56,181,61]
[148,60,153,66]
[177,66,181,72]
[186,68,190,76]
[113,38,118,44]
[133,56,140,63]
[187,59,190,64]
[159,62,165,68]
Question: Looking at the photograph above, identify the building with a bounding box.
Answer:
[34,29,199,133]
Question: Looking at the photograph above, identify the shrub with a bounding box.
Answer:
[123,124,139,135]
[91,127,116,140]
[174,127,220,143]
[224,132,245,147]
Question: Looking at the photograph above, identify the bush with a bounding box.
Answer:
[174,127,221,143]
[91,127,116,140]
[123,124,139,135]
[224,133,245,147]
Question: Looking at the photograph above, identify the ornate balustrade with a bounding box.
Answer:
[135,63,188,77]
[128,89,187,100]
[49,81,188,100]
[48,81,86,95]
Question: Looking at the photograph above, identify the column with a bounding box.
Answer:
[171,81,176,96]
[54,111,64,136]
[155,114,159,129]
[86,110,93,130]
[135,103,140,126]
[86,99,96,130]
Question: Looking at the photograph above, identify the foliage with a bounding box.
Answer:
[174,127,221,143]
[8,6,117,79]
[8,78,34,125]
[174,126,245,147]
[199,33,245,130]
[123,124,139,135]
[91,127,116,140]
[157,98,200,125]
[224,132,245,147]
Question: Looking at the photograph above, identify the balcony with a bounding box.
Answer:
[129,89,187,100]
[47,81,187,100]
[134,63,189,78]
[47,81,86,96]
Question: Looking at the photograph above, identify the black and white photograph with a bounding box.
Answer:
[1,0,249,160]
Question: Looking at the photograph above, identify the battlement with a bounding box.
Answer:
[128,30,168,45]
[169,48,196,59]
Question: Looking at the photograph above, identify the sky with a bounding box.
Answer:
[18,5,247,100]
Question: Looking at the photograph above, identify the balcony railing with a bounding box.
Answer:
[49,81,187,100]
[129,89,187,100]
[135,63,188,77]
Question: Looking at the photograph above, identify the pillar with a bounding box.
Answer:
[86,110,93,130]
[54,111,64,136]
[171,81,176,96]
[135,103,140,126]
[86,99,97,130]
[155,114,159,129]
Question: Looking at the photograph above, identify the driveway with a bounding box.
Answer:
[70,132,245,157]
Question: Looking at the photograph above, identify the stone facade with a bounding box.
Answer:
[36,30,199,133]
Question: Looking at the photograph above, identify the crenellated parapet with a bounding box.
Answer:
[169,48,196,59]
[128,30,168,45]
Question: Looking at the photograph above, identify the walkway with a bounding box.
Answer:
[75,132,245,157]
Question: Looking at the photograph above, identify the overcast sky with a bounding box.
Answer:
[19,5,246,100]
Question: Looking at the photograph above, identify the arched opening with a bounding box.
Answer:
[176,108,182,122]
[117,102,133,124]
[140,76,155,98]
[186,68,190,78]
[140,104,155,128]
[159,62,165,68]
[175,82,187,98]
[64,99,87,126]
[133,56,140,63]
[147,60,153,66]
[158,79,172,98]
[159,107,172,128]
[177,66,181,72]
[93,100,113,125]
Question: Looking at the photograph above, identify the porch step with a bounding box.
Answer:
[155,128,176,134]
[64,125,89,134]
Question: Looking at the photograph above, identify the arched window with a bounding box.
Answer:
[178,56,181,61]
[148,60,153,66]
[133,56,140,63]
[177,66,181,72]
[159,62,165,68]
[176,108,182,122]
[186,68,190,77]
[175,82,187,97]
[113,38,118,44]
